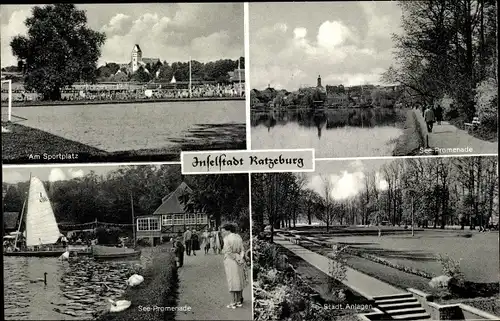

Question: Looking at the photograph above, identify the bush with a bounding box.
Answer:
[475,78,498,129]
[96,227,122,245]
[136,238,151,247]
[327,244,348,294]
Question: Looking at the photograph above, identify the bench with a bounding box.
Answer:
[464,117,481,132]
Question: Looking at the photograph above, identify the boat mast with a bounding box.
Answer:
[130,192,136,248]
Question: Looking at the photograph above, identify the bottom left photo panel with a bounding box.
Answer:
[2,164,252,321]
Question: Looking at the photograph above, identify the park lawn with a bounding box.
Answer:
[96,245,179,321]
[300,241,436,295]
[321,230,499,283]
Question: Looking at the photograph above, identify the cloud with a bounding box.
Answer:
[0,9,30,67]
[316,20,353,49]
[250,3,401,90]
[2,170,24,183]
[1,4,243,67]
[100,13,133,36]
[68,169,84,179]
[49,168,66,182]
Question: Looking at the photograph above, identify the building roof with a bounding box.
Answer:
[3,212,20,230]
[133,44,142,53]
[153,182,193,215]
[142,58,161,66]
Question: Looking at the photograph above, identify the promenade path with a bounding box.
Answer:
[275,234,402,299]
[413,110,497,155]
[175,251,252,320]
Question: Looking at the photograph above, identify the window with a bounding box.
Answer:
[188,214,196,224]
[150,219,160,231]
[162,214,172,226]
[197,214,207,224]
[137,217,161,231]
[174,214,184,225]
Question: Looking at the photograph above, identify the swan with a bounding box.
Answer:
[60,251,70,260]
[126,274,144,287]
[108,298,131,312]
[30,272,47,285]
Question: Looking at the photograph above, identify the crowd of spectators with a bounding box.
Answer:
[1,83,245,102]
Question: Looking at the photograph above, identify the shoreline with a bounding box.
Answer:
[4,96,245,108]
[392,109,425,156]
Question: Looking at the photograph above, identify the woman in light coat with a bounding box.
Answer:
[221,223,246,309]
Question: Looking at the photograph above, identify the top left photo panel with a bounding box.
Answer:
[1,3,246,164]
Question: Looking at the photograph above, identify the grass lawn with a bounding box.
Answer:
[318,229,498,283]
[1,122,245,163]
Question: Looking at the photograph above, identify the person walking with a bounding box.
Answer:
[424,106,435,133]
[174,236,185,268]
[201,228,210,254]
[221,223,247,309]
[191,230,199,256]
[183,229,192,256]
[435,105,443,125]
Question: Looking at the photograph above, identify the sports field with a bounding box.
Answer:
[1,100,245,161]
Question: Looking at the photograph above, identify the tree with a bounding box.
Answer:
[180,174,249,230]
[316,175,336,232]
[10,4,106,100]
[131,66,151,83]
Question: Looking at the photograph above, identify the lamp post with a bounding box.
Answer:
[407,188,417,237]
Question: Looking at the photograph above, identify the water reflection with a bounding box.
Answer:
[4,252,149,320]
[251,107,405,157]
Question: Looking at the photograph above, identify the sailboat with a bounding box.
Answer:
[92,193,141,260]
[4,176,66,257]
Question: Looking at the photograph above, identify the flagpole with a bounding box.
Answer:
[189,57,192,98]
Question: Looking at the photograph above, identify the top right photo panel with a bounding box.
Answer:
[249,2,498,158]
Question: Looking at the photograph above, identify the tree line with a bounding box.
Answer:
[97,57,245,84]
[252,157,498,241]
[9,4,244,100]
[2,165,249,232]
[383,0,497,133]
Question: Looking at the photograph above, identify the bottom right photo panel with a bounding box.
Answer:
[251,156,499,321]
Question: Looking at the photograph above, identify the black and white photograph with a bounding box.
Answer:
[1,3,246,164]
[252,156,499,321]
[249,2,498,157]
[3,164,251,320]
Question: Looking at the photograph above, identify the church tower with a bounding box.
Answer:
[131,44,142,73]
[317,75,322,88]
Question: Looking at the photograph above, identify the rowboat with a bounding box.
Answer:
[92,245,141,260]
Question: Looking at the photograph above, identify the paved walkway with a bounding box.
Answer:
[175,251,252,320]
[275,234,402,299]
[413,110,497,155]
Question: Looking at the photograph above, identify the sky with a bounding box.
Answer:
[306,159,392,201]
[249,2,402,90]
[3,166,123,184]
[0,3,244,67]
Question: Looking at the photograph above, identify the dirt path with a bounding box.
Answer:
[175,251,252,320]
[413,110,497,155]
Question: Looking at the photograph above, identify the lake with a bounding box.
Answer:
[2,100,245,152]
[3,250,156,320]
[251,108,406,158]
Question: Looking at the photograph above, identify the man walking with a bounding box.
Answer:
[424,106,435,133]
[183,229,192,256]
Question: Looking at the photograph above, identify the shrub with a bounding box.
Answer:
[437,254,465,294]
[475,78,498,129]
[136,238,151,247]
[96,227,122,245]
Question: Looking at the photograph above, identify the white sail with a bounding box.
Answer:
[170,75,176,84]
[25,177,60,247]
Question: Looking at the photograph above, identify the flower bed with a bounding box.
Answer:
[253,237,370,321]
